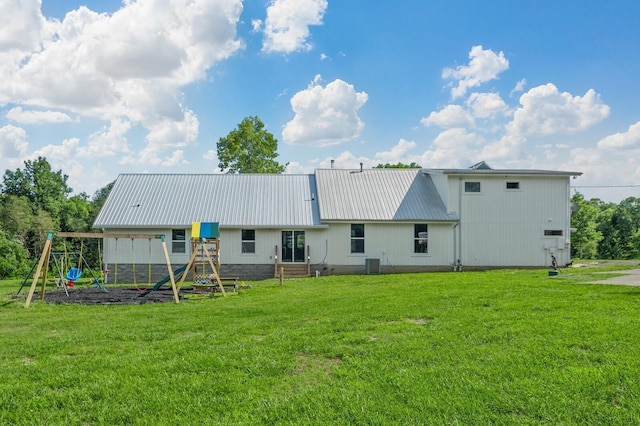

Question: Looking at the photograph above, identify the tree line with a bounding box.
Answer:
[0,157,113,278]
[570,193,640,260]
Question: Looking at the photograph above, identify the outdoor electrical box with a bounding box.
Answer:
[365,258,381,274]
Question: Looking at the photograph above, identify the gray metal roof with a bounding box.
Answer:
[93,174,322,228]
[315,168,457,221]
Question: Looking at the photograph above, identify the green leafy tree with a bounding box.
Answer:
[217,116,287,173]
[61,194,91,233]
[0,229,30,278]
[570,193,602,259]
[2,156,72,220]
[374,162,422,168]
[0,195,33,246]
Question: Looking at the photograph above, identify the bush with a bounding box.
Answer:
[0,230,30,279]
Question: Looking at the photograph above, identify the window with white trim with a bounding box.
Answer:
[464,181,481,193]
[351,224,365,253]
[172,229,186,253]
[414,224,428,253]
[241,229,256,253]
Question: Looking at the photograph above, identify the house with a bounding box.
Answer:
[92,163,581,281]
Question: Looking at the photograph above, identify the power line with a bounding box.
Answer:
[571,185,640,189]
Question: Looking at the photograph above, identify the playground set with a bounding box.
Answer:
[22,222,230,308]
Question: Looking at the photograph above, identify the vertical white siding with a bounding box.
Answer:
[454,175,572,267]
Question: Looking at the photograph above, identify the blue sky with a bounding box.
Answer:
[1,0,639,202]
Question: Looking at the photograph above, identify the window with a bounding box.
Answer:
[464,181,481,193]
[241,229,256,253]
[506,181,520,189]
[414,224,428,253]
[351,224,365,253]
[172,229,186,253]
[544,230,563,236]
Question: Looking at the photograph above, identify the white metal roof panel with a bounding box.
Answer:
[93,174,322,228]
[315,168,457,221]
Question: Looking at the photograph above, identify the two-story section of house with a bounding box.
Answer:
[425,161,581,269]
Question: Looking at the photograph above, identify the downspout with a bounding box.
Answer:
[453,222,459,267]
[458,177,463,266]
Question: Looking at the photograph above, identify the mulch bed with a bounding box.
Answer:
[34,286,190,305]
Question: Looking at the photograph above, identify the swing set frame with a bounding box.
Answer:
[24,232,179,308]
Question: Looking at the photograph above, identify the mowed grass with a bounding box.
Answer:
[2,267,640,425]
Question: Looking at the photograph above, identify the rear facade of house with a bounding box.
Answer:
[92,164,580,282]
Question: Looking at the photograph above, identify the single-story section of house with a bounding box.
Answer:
[92,163,581,281]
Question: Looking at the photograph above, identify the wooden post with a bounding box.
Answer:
[160,239,180,304]
[177,243,200,291]
[307,245,311,277]
[24,232,53,308]
[279,267,284,285]
[274,245,279,278]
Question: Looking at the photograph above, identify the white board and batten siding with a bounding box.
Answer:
[445,174,574,267]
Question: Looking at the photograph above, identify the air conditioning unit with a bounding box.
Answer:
[365,258,381,274]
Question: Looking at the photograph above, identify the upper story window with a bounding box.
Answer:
[241,229,256,254]
[464,181,481,193]
[506,181,520,190]
[414,224,428,253]
[172,229,186,253]
[351,224,365,253]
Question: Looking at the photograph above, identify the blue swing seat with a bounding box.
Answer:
[66,267,83,286]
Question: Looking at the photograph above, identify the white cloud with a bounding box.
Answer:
[442,45,509,99]
[77,119,132,158]
[508,83,610,136]
[421,105,474,128]
[0,125,28,158]
[510,78,527,97]
[373,139,417,164]
[0,0,243,166]
[261,0,328,53]
[6,107,72,124]
[466,92,508,119]
[282,77,368,146]
[32,137,81,164]
[479,134,527,162]
[0,0,44,51]
[597,121,640,150]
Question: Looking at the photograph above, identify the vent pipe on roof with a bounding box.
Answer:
[360,162,363,172]
[330,159,335,169]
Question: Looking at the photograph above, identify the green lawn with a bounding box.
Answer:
[2,267,640,425]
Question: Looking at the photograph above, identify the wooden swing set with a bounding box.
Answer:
[24,232,180,308]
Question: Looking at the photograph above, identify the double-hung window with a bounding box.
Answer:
[414,224,428,253]
[241,229,256,253]
[351,224,365,253]
[172,229,186,253]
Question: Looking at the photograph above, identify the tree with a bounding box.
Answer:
[570,193,602,258]
[217,116,287,173]
[0,195,33,246]
[2,156,72,220]
[373,162,422,169]
[0,229,30,279]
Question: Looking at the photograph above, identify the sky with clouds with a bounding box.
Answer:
[1,0,639,202]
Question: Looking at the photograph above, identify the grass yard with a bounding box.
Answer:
[2,266,640,425]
